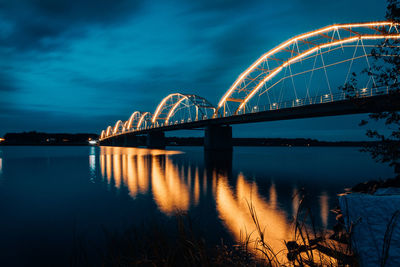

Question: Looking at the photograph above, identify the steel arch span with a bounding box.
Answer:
[216,21,400,117]
[98,21,400,141]
[113,120,124,134]
[126,111,143,131]
[152,93,215,126]
[137,112,152,130]
[110,111,150,136]
[100,130,106,139]
[105,126,113,137]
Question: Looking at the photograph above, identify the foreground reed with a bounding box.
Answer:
[71,194,356,266]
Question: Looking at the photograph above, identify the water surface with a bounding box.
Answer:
[0,145,394,265]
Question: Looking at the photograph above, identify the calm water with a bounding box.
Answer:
[0,145,394,265]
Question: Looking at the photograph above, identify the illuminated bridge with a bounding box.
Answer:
[99,21,400,150]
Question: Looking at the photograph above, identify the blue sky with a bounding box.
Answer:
[0,0,389,140]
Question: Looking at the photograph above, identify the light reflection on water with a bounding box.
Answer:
[0,148,3,185]
[100,147,188,213]
[98,146,337,260]
[215,173,293,260]
[89,147,96,182]
[0,145,395,265]
[0,157,3,185]
[320,192,329,229]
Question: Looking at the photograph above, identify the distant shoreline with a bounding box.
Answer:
[0,131,379,147]
[0,132,98,146]
[167,137,376,147]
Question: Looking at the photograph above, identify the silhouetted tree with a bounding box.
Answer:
[341,0,400,177]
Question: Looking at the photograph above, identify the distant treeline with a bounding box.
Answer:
[0,131,99,146]
[167,137,377,147]
[0,132,380,147]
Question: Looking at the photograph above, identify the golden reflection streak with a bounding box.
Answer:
[0,157,2,176]
[320,192,329,229]
[203,171,207,195]
[269,182,277,209]
[216,173,291,262]
[217,175,335,265]
[212,169,217,197]
[187,166,192,191]
[137,155,149,193]
[193,167,200,206]
[151,156,190,215]
[180,165,185,183]
[100,153,105,179]
[122,154,128,187]
[126,154,138,198]
[113,152,122,188]
[100,147,182,197]
[106,151,112,184]
[292,187,300,219]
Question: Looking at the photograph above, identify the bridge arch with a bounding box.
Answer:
[113,120,124,134]
[137,112,152,130]
[100,130,106,139]
[216,21,400,116]
[105,126,113,137]
[126,111,142,131]
[152,93,215,126]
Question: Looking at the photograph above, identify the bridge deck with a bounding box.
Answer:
[102,93,400,139]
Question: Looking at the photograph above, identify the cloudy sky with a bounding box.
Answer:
[0,0,388,139]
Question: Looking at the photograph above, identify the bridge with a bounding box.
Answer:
[99,21,400,150]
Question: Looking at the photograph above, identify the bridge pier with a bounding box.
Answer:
[204,125,232,151]
[146,132,166,149]
[124,134,140,147]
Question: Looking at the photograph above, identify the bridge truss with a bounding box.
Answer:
[100,21,400,140]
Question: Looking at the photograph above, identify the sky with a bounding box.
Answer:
[0,0,390,140]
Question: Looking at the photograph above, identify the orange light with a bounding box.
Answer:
[218,21,399,114]
[127,111,141,130]
[106,126,113,137]
[152,93,185,123]
[166,97,188,124]
[113,120,123,134]
[236,33,400,112]
[137,112,151,129]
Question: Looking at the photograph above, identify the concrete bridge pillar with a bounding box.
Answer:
[124,134,140,147]
[204,125,232,151]
[146,132,166,149]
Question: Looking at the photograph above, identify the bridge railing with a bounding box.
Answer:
[102,86,391,139]
[239,86,390,115]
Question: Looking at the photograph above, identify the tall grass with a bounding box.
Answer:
[71,196,358,266]
[75,215,260,266]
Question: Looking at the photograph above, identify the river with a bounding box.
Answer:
[0,145,394,265]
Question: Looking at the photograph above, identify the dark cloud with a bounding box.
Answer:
[0,71,18,92]
[0,0,143,51]
[185,0,255,13]
[69,66,202,113]
[189,22,270,102]
[0,0,390,137]
[0,100,117,135]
